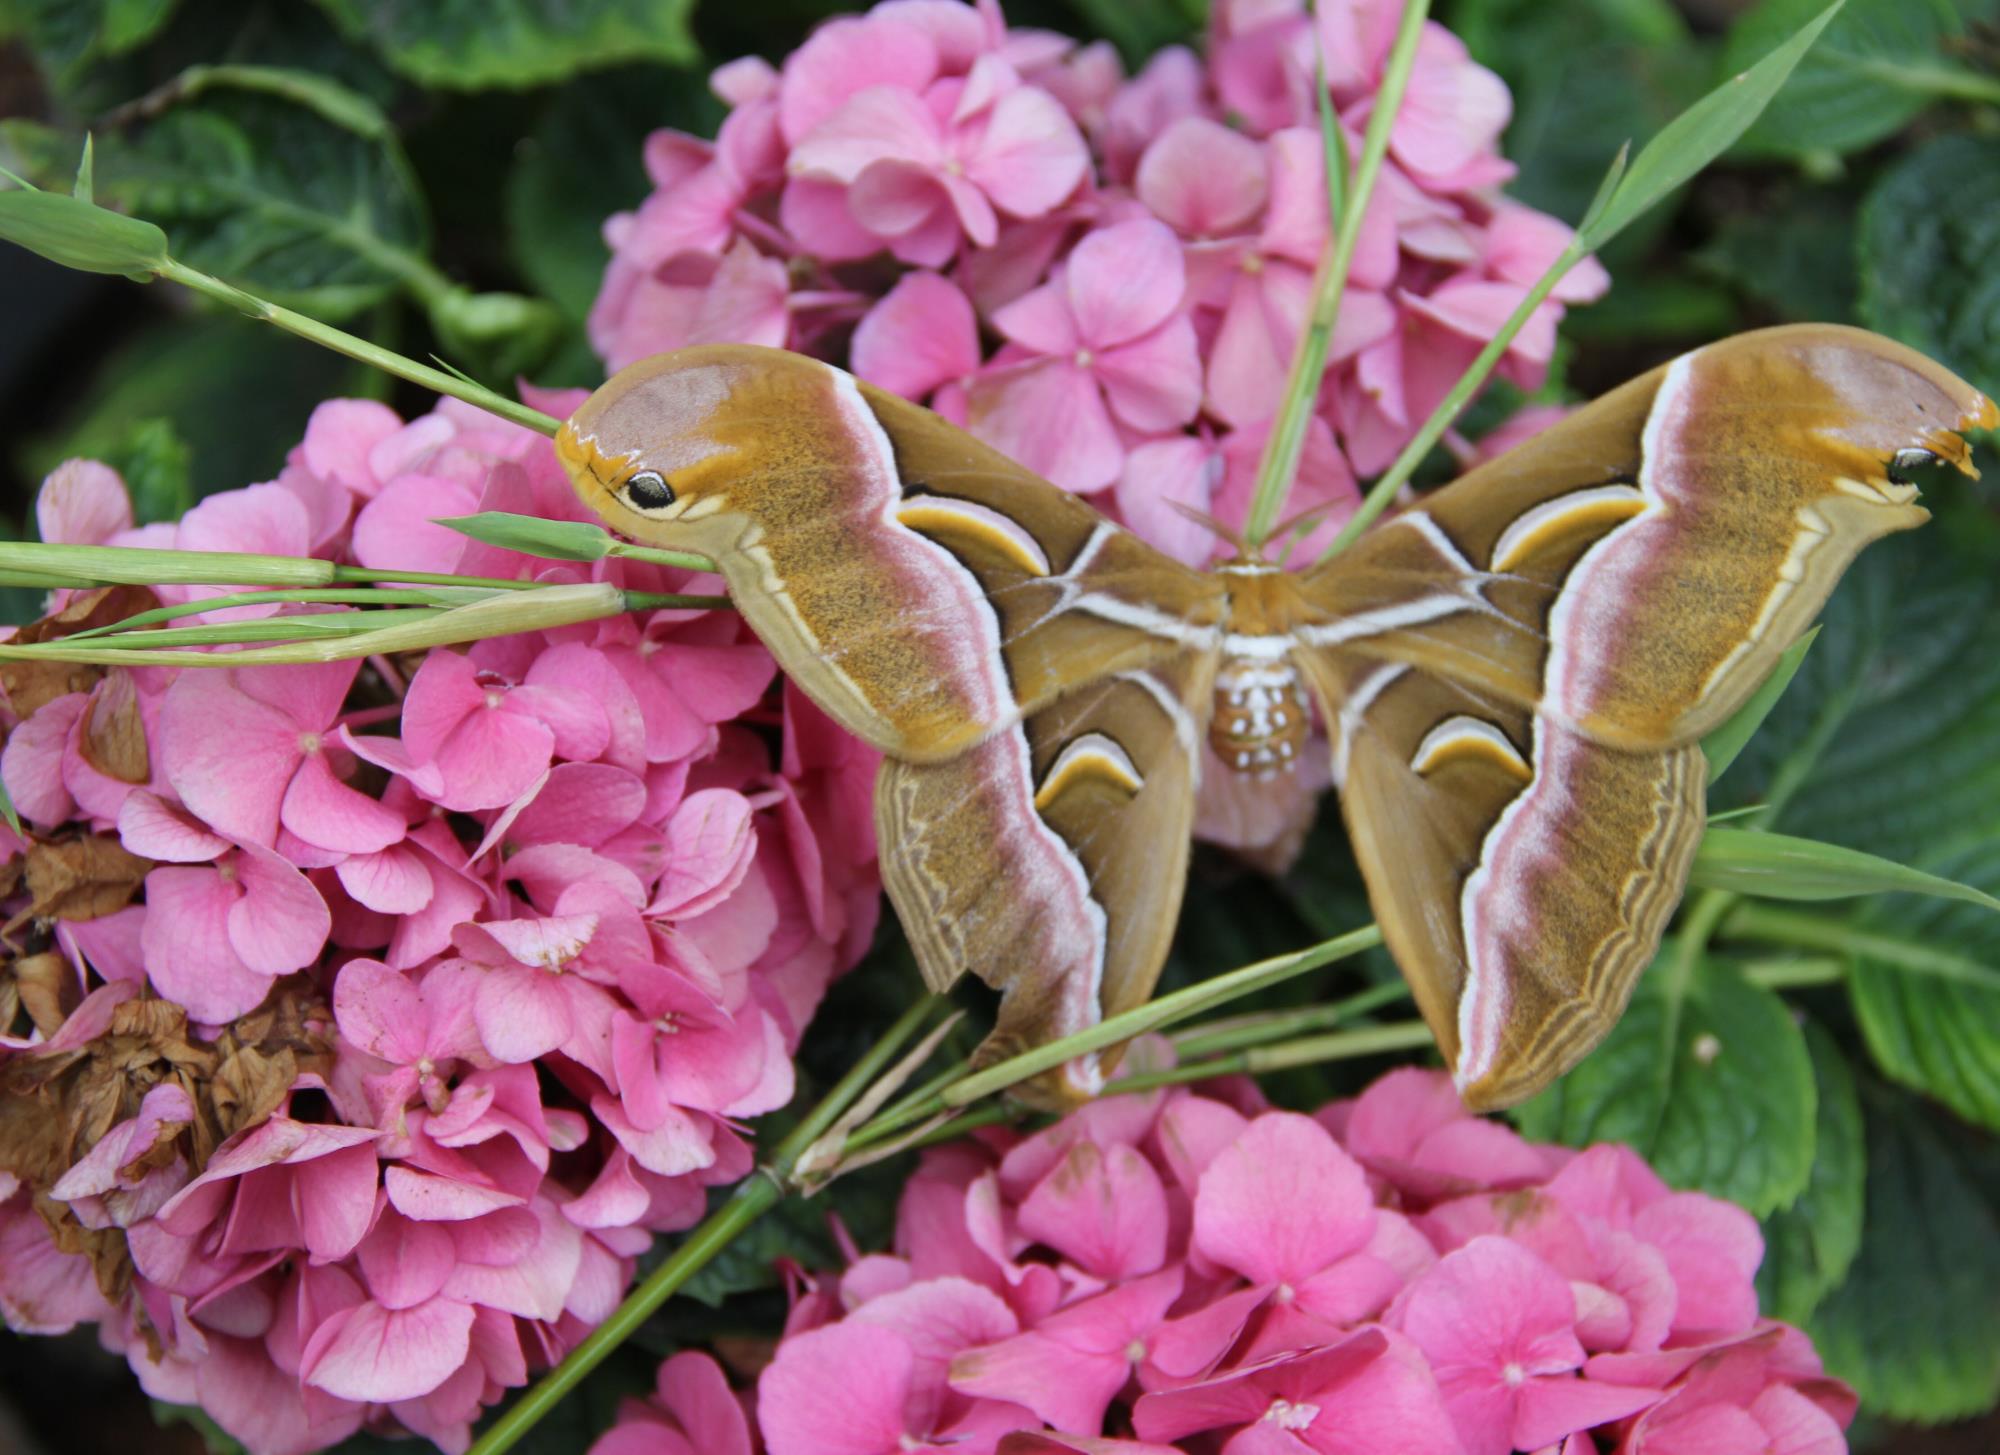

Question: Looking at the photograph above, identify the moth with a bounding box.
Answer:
[557,325,1993,1110]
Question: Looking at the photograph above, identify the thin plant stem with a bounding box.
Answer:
[466,995,946,1455]
[61,588,483,636]
[1107,1019,1437,1095]
[1739,956,1848,990]
[155,257,559,436]
[1169,979,1411,1059]
[1242,0,1431,549]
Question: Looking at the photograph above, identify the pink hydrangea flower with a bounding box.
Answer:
[596,1067,1851,1455]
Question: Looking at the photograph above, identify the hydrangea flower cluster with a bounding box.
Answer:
[591,0,1606,569]
[594,1066,1855,1455]
[0,399,880,1453]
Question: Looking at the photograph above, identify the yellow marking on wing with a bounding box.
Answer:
[1411,717,1531,781]
[1034,734,1144,810]
[1490,487,1648,574]
[897,499,1052,577]
[1832,475,1919,506]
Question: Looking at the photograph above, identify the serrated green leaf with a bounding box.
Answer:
[436,513,614,562]
[1720,0,1992,162]
[1849,841,2000,1130]
[1809,1082,2000,1422]
[1859,133,2000,392]
[12,0,180,88]
[1578,0,1844,252]
[313,0,696,90]
[1514,951,1817,1216]
[1691,826,2000,911]
[1757,1022,1865,1324]
[0,183,168,274]
[1703,629,1816,782]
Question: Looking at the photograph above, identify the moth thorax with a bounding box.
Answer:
[1210,659,1309,778]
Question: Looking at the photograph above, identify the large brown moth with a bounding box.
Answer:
[556,325,1994,1110]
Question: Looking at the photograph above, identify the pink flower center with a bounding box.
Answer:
[654,1013,683,1035]
[297,730,323,756]
[1125,1339,1147,1363]
[484,690,506,710]
[1241,251,1266,275]
[1502,1361,1526,1387]
[217,862,237,883]
[1273,1282,1296,1303]
[1264,1398,1318,1431]
[1074,347,1095,369]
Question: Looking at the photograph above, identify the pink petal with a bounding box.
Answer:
[296,1143,382,1260]
[779,16,941,147]
[357,1210,456,1310]
[654,789,758,917]
[473,966,573,1064]
[1136,117,1269,237]
[281,749,406,853]
[1512,1374,1660,1453]
[967,359,1124,492]
[227,845,332,978]
[334,958,427,1065]
[1017,1140,1169,1280]
[777,176,894,263]
[500,762,647,850]
[37,458,133,545]
[351,473,480,575]
[158,670,309,846]
[1392,33,1511,182]
[399,649,483,763]
[951,1331,1128,1436]
[790,83,945,181]
[141,864,276,1023]
[336,843,434,915]
[849,157,953,239]
[117,789,229,863]
[853,271,984,399]
[384,1166,525,1222]
[991,276,1082,355]
[1195,1112,1376,1286]
[1065,219,1188,348]
[304,1297,476,1403]
[760,1320,915,1455]
[1204,265,1313,429]
[1095,315,1205,432]
[963,84,1089,220]
[2,694,83,827]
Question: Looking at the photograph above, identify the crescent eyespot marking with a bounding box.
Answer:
[898,496,1053,576]
[1488,484,1649,574]
[1411,715,1531,780]
[1035,732,1145,810]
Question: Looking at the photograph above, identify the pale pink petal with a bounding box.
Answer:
[991,278,1082,355]
[849,157,953,239]
[1512,1374,1659,1452]
[502,763,647,850]
[437,703,557,812]
[335,843,434,915]
[303,1297,476,1403]
[1392,32,1511,182]
[1095,314,1204,432]
[159,670,308,846]
[333,958,427,1065]
[141,864,275,1023]
[779,16,941,146]
[853,271,984,399]
[352,474,481,575]
[474,966,573,1064]
[3,694,84,827]
[37,459,134,545]
[967,359,1125,492]
[654,789,758,917]
[296,1143,382,1260]
[1195,1112,1376,1286]
[281,750,406,853]
[227,845,331,977]
[384,1166,526,1222]
[1065,219,1187,348]
[790,84,945,181]
[1136,117,1269,237]
[1115,435,1222,565]
[963,83,1089,219]
[951,1331,1127,1436]
[778,177,893,262]
[117,790,229,863]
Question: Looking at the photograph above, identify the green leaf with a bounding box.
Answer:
[1515,952,1817,1216]
[48,83,435,320]
[436,513,614,562]
[1859,133,2000,392]
[1577,0,1845,252]
[1756,1022,1866,1324]
[1720,0,1993,162]
[1691,826,2000,911]
[313,0,696,90]
[1809,1082,2000,1422]
[11,0,179,88]
[1703,628,1816,782]
[1696,190,1861,324]
[0,183,168,275]
[1849,841,2000,1130]
[1062,0,1202,65]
